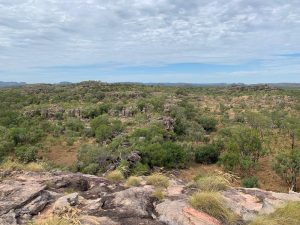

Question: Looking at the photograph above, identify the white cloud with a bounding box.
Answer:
[0,0,300,81]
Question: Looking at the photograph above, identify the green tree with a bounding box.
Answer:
[273,148,300,191]
[220,127,264,175]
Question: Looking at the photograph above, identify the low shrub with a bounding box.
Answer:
[195,144,220,164]
[249,202,300,225]
[188,192,236,224]
[82,163,99,175]
[126,176,141,187]
[106,170,124,182]
[15,146,38,163]
[140,141,187,169]
[146,173,169,188]
[131,162,150,175]
[241,176,260,188]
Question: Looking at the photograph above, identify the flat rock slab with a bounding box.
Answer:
[0,179,46,216]
[222,188,300,221]
[156,199,221,225]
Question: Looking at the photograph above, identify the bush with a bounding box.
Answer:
[195,144,220,164]
[188,192,236,224]
[197,116,217,132]
[146,174,169,188]
[15,146,38,163]
[77,145,111,171]
[65,118,84,132]
[273,148,300,191]
[126,176,141,187]
[241,176,260,188]
[194,176,229,191]
[140,142,187,169]
[249,202,300,225]
[131,162,150,175]
[220,127,264,175]
[95,124,113,142]
[106,170,124,182]
[82,163,99,175]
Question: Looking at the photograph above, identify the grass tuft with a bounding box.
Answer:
[0,159,47,172]
[188,191,236,224]
[193,175,230,191]
[249,202,300,225]
[146,173,169,188]
[106,170,124,182]
[125,176,141,187]
[152,188,166,201]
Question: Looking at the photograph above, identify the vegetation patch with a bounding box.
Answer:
[126,176,141,187]
[106,170,125,182]
[188,191,236,224]
[193,175,230,191]
[146,173,169,188]
[249,202,300,225]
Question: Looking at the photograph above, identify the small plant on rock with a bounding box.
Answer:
[106,170,124,182]
[146,173,169,188]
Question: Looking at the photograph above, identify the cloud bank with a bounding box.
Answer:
[0,0,300,83]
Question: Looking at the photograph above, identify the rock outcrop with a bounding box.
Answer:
[1,170,300,225]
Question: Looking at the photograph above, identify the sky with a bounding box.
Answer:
[0,0,300,84]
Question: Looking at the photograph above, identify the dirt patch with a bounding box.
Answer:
[42,144,78,166]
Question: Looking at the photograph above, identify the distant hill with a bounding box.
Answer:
[0,81,27,88]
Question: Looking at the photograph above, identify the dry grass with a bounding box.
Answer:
[29,216,79,225]
[249,202,300,225]
[193,175,230,191]
[188,191,236,224]
[125,176,141,187]
[146,173,169,188]
[0,159,47,172]
[152,188,166,201]
[106,170,124,182]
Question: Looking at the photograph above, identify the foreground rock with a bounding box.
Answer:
[0,170,300,225]
[223,188,300,221]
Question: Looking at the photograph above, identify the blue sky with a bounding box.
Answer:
[0,0,300,83]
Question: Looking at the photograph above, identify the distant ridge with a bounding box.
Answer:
[1,81,300,88]
[0,81,27,88]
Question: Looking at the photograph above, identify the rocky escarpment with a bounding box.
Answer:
[1,170,300,225]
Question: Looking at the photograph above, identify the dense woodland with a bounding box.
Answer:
[0,81,299,191]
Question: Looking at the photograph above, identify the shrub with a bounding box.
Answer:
[195,144,220,164]
[15,146,38,163]
[194,176,229,191]
[188,192,236,224]
[220,127,264,175]
[95,124,113,142]
[65,118,84,132]
[273,148,300,191]
[82,163,99,175]
[146,174,169,188]
[140,142,187,169]
[249,202,300,225]
[197,116,217,132]
[77,145,111,171]
[241,176,260,188]
[131,162,150,175]
[106,170,124,182]
[126,176,141,187]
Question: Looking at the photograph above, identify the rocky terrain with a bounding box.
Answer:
[1,170,300,225]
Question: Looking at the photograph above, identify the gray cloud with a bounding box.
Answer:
[0,0,300,80]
